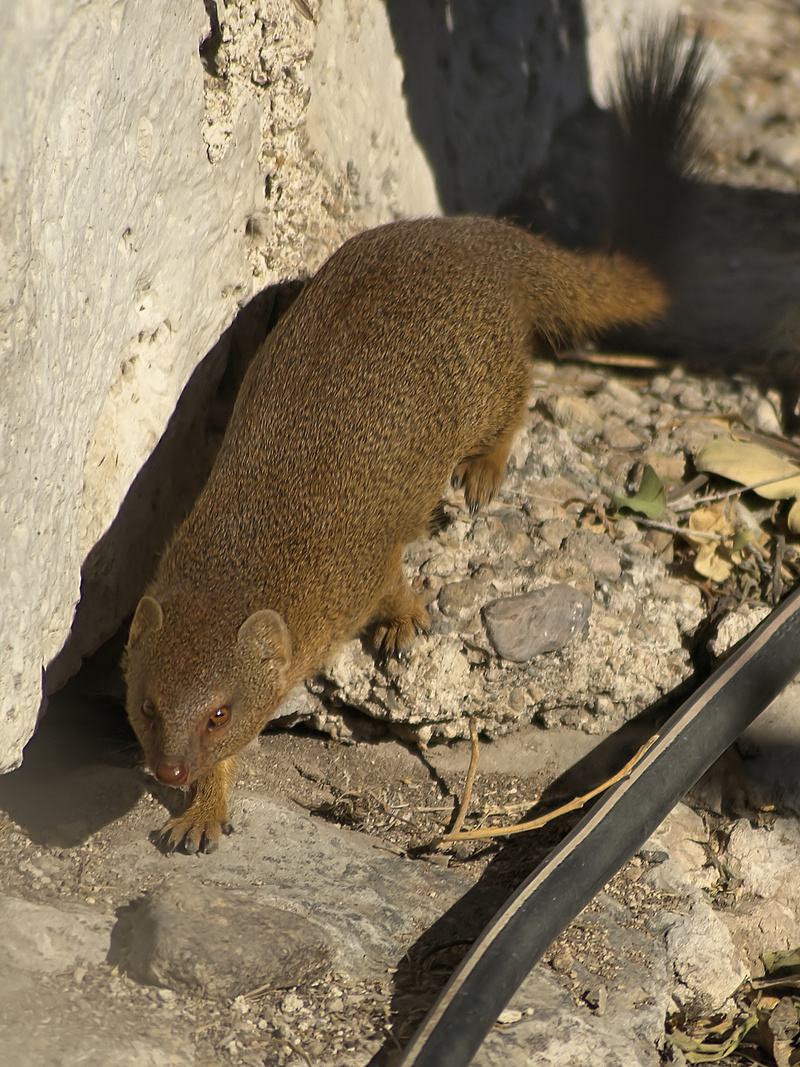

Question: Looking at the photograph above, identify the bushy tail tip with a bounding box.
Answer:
[608,15,711,263]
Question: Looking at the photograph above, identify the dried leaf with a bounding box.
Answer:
[670,1012,759,1063]
[694,541,733,582]
[765,997,800,1067]
[611,464,666,519]
[685,502,735,582]
[686,503,734,542]
[696,438,800,500]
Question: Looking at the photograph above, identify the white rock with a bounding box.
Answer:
[0,896,112,977]
[642,802,718,892]
[762,134,800,172]
[726,818,800,909]
[305,0,439,226]
[642,810,749,1010]
[661,903,748,1011]
[1,0,263,770]
[708,605,772,659]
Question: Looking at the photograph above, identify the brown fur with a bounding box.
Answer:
[124,217,666,852]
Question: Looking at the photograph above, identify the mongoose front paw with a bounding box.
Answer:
[157,810,234,855]
[153,756,238,854]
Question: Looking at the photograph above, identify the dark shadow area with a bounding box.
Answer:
[199,0,223,76]
[0,631,141,847]
[0,618,223,849]
[504,106,800,388]
[384,0,590,214]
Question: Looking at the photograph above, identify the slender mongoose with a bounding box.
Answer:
[125,21,707,852]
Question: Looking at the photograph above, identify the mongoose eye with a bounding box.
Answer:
[207,706,230,731]
[141,699,156,718]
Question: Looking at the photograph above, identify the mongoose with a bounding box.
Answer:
[125,20,706,853]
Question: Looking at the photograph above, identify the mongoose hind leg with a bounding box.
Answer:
[158,755,238,854]
[452,419,521,515]
[373,559,430,657]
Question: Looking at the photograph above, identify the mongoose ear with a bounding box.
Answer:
[128,595,164,648]
[237,610,292,675]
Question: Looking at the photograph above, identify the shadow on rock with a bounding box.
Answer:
[0,671,141,848]
[503,97,800,398]
[45,281,303,700]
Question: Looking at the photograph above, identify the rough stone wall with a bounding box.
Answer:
[2,1,261,770]
[0,0,671,771]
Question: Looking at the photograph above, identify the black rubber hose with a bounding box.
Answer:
[396,582,800,1067]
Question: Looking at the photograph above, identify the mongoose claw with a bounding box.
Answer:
[374,606,430,660]
[156,811,233,855]
[455,444,508,515]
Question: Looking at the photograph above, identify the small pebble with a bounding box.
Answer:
[281,992,305,1014]
[538,518,573,549]
[483,584,592,661]
[761,132,800,170]
[603,424,645,451]
[497,1009,524,1025]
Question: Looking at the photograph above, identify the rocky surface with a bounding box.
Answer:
[1,685,800,1066]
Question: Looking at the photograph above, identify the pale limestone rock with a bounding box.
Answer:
[1,0,263,770]
[0,897,113,978]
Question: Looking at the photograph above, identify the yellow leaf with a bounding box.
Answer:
[685,502,734,546]
[696,438,800,501]
[694,542,733,582]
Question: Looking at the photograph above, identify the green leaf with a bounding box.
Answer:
[611,464,666,519]
[762,947,800,975]
[732,529,754,553]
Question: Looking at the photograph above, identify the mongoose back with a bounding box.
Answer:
[125,22,707,854]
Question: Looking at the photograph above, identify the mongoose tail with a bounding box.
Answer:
[608,15,710,268]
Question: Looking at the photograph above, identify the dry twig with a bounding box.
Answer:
[449,719,480,837]
[434,735,659,845]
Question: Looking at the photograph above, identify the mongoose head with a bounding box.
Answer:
[124,594,293,788]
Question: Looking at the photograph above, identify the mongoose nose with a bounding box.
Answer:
[155,759,190,786]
